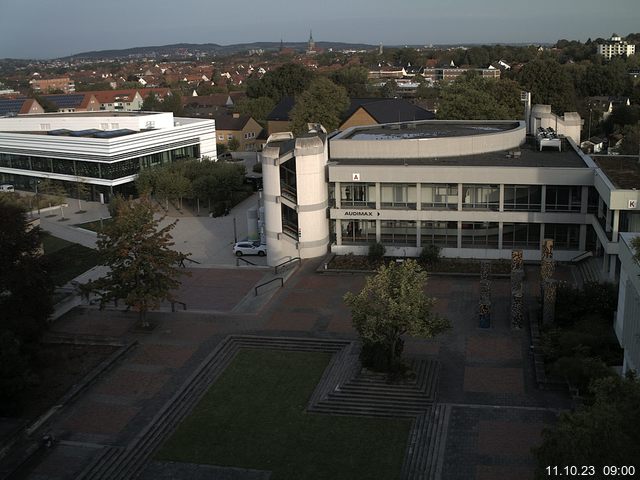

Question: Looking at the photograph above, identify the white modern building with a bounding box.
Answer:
[597,34,636,60]
[0,111,216,201]
[614,233,640,375]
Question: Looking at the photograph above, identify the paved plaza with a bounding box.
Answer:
[2,197,571,479]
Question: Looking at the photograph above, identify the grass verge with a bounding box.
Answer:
[156,349,411,480]
[42,234,100,286]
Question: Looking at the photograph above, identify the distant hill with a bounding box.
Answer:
[63,41,379,60]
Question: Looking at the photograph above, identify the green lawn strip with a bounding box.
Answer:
[74,218,113,233]
[42,233,100,286]
[156,349,411,480]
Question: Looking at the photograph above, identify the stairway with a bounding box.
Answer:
[576,256,603,286]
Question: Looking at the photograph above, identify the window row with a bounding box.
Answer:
[336,183,590,213]
[0,145,199,180]
[340,221,580,250]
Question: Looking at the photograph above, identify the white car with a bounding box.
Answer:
[233,241,267,257]
[0,184,15,192]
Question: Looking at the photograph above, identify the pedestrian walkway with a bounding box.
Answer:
[2,259,570,480]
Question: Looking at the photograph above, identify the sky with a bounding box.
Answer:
[0,0,638,59]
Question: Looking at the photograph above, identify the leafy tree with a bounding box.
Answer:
[516,58,577,114]
[162,90,183,116]
[343,259,450,372]
[290,77,349,134]
[236,96,275,126]
[245,63,314,102]
[0,330,31,415]
[142,92,161,111]
[534,374,640,477]
[330,66,370,97]
[0,200,53,344]
[83,197,190,328]
[393,48,421,67]
[438,74,523,120]
[619,124,640,156]
[227,138,240,151]
[380,79,398,98]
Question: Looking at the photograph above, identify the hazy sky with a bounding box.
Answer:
[0,0,638,59]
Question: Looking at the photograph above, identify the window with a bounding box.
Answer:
[227,134,234,140]
[462,184,499,210]
[381,183,417,209]
[544,224,579,250]
[545,186,581,212]
[380,220,417,246]
[218,135,224,140]
[342,220,376,244]
[279,158,297,202]
[40,123,50,130]
[281,204,298,240]
[504,185,542,211]
[502,223,540,249]
[461,222,499,248]
[421,184,458,210]
[340,183,375,208]
[421,221,457,247]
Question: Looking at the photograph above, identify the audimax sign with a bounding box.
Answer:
[344,211,381,217]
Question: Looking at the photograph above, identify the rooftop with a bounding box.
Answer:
[15,111,157,118]
[593,155,640,190]
[332,137,588,169]
[342,121,519,141]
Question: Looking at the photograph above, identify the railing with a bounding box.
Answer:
[254,277,283,296]
[275,257,301,274]
[570,251,593,263]
[178,257,201,267]
[236,256,257,266]
[171,301,187,312]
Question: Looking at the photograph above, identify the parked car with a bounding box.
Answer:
[233,241,267,257]
[0,184,15,192]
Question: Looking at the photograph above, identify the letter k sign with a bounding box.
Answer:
[352,173,360,181]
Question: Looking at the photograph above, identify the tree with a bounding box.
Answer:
[142,92,161,111]
[245,63,315,102]
[290,77,349,134]
[534,375,640,477]
[83,197,190,328]
[438,74,523,120]
[380,79,398,98]
[330,66,370,97]
[516,58,577,114]
[236,96,276,126]
[343,259,450,372]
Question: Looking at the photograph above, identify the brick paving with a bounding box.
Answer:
[8,260,572,480]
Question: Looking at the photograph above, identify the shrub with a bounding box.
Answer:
[554,281,618,327]
[368,242,386,262]
[550,356,614,394]
[419,244,441,266]
[360,339,405,374]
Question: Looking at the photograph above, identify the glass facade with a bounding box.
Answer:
[340,183,375,208]
[0,144,199,182]
[502,223,541,249]
[381,184,417,209]
[504,185,542,211]
[279,157,297,202]
[342,220,376,244]
[281,204,298,240]
[380,220,417,246]
[544,223,580,250]
[421,184,458,210]
[420,221,458,247]
[462,184,499,210]
[461,222,500,248]
[545,186,582,212]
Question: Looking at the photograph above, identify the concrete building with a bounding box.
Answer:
[29,77,75,94]
[614,233,640,375]
[597,34,636,60]
[0,111,216,201]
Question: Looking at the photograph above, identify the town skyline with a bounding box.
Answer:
[0,0,638,59]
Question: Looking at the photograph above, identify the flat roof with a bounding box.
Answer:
[331,137,588,169]
[15,111,158,118]
[593,155,640,189]
[340,121,520,141]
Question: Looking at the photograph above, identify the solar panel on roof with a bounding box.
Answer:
[0,99,26,116]
[43,94,84,108]
[93,129,136,139]
[70,129,102,137]
[48,129,73,136]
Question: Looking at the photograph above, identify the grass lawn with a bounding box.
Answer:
[156,349,411,480]
[74,217,113,233]
[42,234,100,286]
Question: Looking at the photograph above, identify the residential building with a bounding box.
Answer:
[0,111,216,201]
[422,65,501,82]
[182,94,239,118]
[597,34,636,60]
[0,98,44,116]
[29,77,75,94]
[340,99,435,131]
[40,93,101,113]
[266,96,296,136]
[214,113,263,151]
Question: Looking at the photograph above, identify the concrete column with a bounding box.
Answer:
[598,197,603,218]
[609,254,617,281]
[375,182,381,210]
[336,219,342,245]
[605,207,612,232]
[540,185,546,213]
[612,210,620,242]
[579,224,587,251]
[416,221,422,248]
[457,183,463,211]
[539,223,545,250]
[335,181,341,209]
[498,222,504,250]
[499,184,505,212]
[416,182,422,211]
[376,219,381,243]
[457,220,462,249]
[580,185,589,214]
